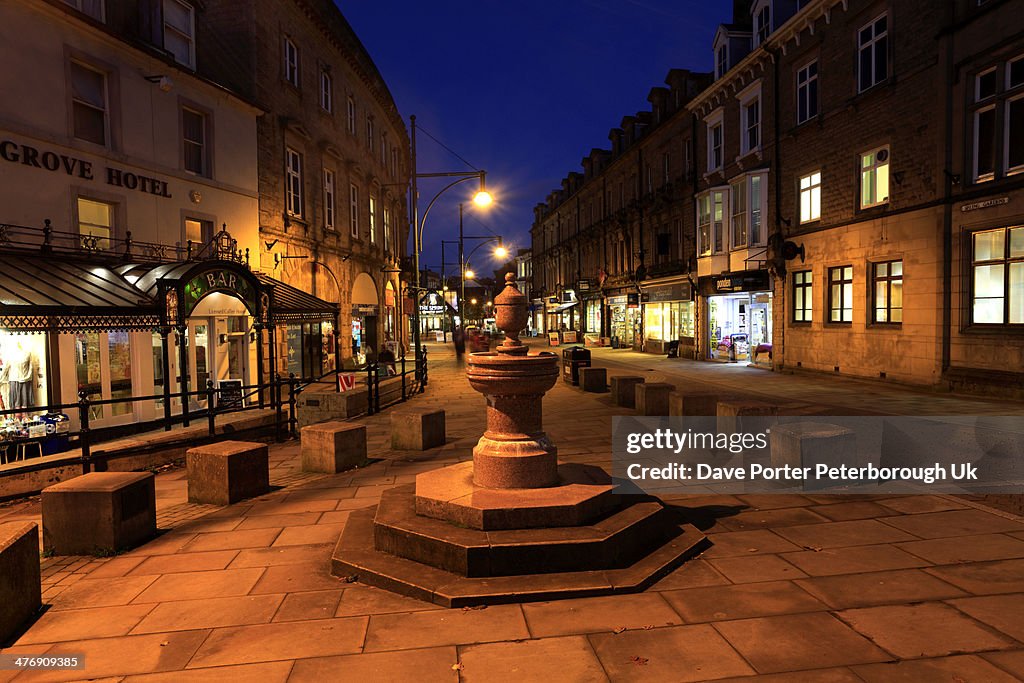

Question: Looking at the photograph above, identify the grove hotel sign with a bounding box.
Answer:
[1,138,173,198]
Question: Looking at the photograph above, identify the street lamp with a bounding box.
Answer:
[409,114,493,384]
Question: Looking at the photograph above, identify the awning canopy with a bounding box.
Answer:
[0,254,159,331]
[547,301,579,314]
[258,274,338,323]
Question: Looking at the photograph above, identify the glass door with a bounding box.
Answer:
[189,320,211,410]
[74,331,135,426]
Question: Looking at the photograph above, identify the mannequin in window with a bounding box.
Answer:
[1,340,40,414]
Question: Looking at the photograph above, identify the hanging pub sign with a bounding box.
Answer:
[182,268,258,317]
[419,291,446,315]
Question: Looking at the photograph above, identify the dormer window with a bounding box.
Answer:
[755,5,771,46]
[163,0,195,68]
[716,45,729,79]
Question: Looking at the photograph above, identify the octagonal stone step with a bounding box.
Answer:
[332,506,708,607]
[374,484,679,577]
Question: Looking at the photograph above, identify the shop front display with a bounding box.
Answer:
[641,280,695,355]
[607,294,641,349]
[700,270,772,364]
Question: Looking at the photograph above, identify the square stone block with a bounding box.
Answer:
[187,440,270,505]
[771,422,855,490]
[0,522,41,643]
[669,391,719,416]
[579,367,607,393]
[636,382,675,416]
[301,421,367,473]
[717,399,779,434]
[42,472,156,555]
[611,376,645,408]
[392,408,446,450]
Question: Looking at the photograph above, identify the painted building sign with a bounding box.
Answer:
[183,269,257,317]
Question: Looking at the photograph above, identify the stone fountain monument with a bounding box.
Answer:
[332,274,706,606]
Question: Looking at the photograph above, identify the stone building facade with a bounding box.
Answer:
[201,0,410,373]
[532,0,1024,396]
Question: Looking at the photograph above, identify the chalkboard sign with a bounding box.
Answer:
[217,379,244,408]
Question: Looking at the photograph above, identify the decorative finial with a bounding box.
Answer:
[493,272,528,355]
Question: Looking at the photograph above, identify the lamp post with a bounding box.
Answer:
[458,205,505,327]
[409,115,491,384]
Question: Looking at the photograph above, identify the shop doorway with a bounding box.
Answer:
[707,292,772,363]
[74,330,135,426]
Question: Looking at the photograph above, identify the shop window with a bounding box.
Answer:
[283,37,300,88]
[319,69,332,113]
[857,13,888,93]
[77,197,114,250]
[971,226,1024,324]
[182,107,208,176]
[323,168,336,231]
[70,60,107,146]
[799,171,821,223]
[162,0,195,68]
[796,60,818,125]
[793,270,813,322]
[108,330,133,416]
[872,260,903,323]
[1,333,47,412]
[285,147,303,218]
[828,265,854,323]
[860,146,890,209]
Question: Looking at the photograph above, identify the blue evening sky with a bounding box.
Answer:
[340,1,723,277]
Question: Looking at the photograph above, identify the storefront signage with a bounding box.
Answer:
[419,291,447,315]
[607,295,628,305]
[701,270,771,296]
[961,197,1009,212]
[577,279,592,292]
[644,282,693,303]
[183,269,257,317]
[217,379,244,408]
[1,139,173,198]
[352,304,378,316]
[627,293,639,308]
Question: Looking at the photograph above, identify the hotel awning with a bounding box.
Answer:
[0,255,159,332]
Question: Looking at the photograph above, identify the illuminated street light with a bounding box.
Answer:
[494,245,508,259]
[473,190,493,207]
[464,269,475,279]
[471,298,478,305]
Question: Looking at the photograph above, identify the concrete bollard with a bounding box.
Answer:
[391,408,446,450]
[0,522,41,643]
[42,472,156,555]
[579,367,608,393]
[635,382,675,416]
[669,391,720,416]
[187,440,270,505]
[770,422,856,489]
[610,376,645,408]
[717,399,779,435]
[301,422,368,473]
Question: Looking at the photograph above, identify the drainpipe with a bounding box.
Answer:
[941,5,955,378]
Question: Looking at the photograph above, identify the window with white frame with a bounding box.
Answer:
[828,265,854,323]
[285,148,303,217]
[368,195,377,243]
[872,260,903,323]
[731,179,747,248]
[857,14,888,93]
[749,173,764,244]
[730,173,766,248]
[860,145,890,208]
[322,168,335,230]
[346,96,356,134]
[706,110,724,172]
[796,60,818,124]
[697,194,712,256]
[349,184,359,238]
[383,206,391,252]
[799,171,821,223]
[70,60,107,146]
[793,270,812,322]
[390,147,398,179]
[77,197,115,250]
[62,0,104,21]
[971,55,1024,182]
[284,37,299,88]
[755,5,770,46]
[971,226,1024,325]
[163,0,195,68]
[741,95,760,154]
[711,189,726,253]
[716,44,728,79]
[319,69,332,112]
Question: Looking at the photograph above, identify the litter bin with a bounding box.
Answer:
[40,412,71,455]
[562,346,591,386]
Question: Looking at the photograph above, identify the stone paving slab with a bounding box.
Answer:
[1,342,1023,681]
